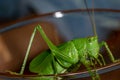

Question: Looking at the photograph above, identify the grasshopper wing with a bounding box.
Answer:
[29,50,66,75]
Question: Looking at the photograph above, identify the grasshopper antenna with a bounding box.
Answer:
[84,0,97,36]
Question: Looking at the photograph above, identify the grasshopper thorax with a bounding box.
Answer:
[86,36,99,58]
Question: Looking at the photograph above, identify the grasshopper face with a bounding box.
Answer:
[87,36,100,58]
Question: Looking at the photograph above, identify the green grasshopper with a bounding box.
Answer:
[8,1,117,80]
[8,24,117,80]
[28,25,116,80]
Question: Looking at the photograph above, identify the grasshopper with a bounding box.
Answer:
[8,24,117,80]
[7,0,117,80]
[28,1,117,79]
[26,25,116,80]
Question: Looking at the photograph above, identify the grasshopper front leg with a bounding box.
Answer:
[82,59,100,80]
[100,41,116,62]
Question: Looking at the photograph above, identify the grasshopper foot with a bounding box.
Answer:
[6,70,20,75]
[113,59,120,63]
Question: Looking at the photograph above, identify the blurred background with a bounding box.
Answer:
[0,0,120,40]
[0,0,120,80]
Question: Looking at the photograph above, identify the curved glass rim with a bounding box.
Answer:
[0,8,120,33]
[0,60,120,79]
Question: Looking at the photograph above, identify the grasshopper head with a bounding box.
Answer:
[87,36,99,58]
